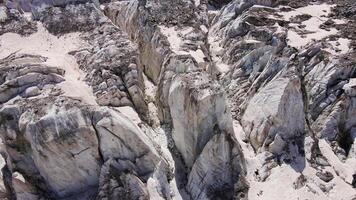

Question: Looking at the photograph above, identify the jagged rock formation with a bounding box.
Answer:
[0,6,36,35]
[0,0,355,199]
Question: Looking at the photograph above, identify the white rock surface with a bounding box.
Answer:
[0,0,356,199]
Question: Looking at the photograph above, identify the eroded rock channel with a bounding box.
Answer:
[0,0,355,199]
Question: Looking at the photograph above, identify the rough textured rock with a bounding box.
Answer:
[0,98,171,199]
[168,72,234,168]
[5,0,90,12]
[0,54,65,104]
[34,3,101,35]
[187,133,246,200]
[0,0,356,199]
[0,6,37,35]
[241,69,305,153]
[72,18,148,115]
[106,1,248,199]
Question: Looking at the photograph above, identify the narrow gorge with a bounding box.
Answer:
[0,0,355,199]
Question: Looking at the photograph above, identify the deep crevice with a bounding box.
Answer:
[91,116,105,164]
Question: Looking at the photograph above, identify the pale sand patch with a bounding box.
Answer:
[159,25,185,53]
[287,28,338,49]
[279,4,345,49]
[233,121,356,200]
[200,25,208,33]
[323,37,351,55]
[0,23,97,105]
[333,19,346,25]
[273,23,285,34]
[281,4,334,20]
[188,49,205,63]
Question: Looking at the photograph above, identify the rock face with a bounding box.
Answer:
[0,97,170,199]
[0,54,65,104]
[0,0,355,199]
[241,70,305,153]
[72,15,148,115]
[168,72,233,168]
[0,6,37,35]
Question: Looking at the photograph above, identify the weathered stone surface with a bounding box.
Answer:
[0,54,65,105]
[5,0,90,12]
[72,17,148,115]
[105,0,208,84]
[241,70,305,153]
[187,133,246,200]
[1,0,356,199]
[168,72,234,168]
[0,6,37,35]
[34,3,102,35]
[0,99,171,199]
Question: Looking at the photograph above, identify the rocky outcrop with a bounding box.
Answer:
[72,18,147,116]
[0,54,65,105]
[168,71,234,168]
[0,98,170,199]
[34,3,101,35]
[0,0,356,199]
[241,69,305,153]
[209,0,356,198]
[187,133,247,200]
[4,0,91,12]
[104,0,208,84]
[0,6,37,35]
[106,1,248,199]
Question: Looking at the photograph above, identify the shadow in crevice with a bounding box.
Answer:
[338,125,355,157]
[278,136,306,173]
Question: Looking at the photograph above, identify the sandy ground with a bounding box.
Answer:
[233,122,356,200]
[279,3,350,53]
[0,22,97,105]
[323,37,351,55]
[281,4,337,48]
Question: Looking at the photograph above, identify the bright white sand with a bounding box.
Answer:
[281,4,334,20]
[273,22,285,34]
[279,4,345,49]
[159,25,185,53]
[0,23,97,105]
[233,121,356,200]
[333,19,346,25]
[323,37,351,55]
